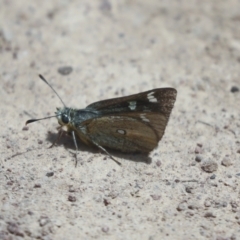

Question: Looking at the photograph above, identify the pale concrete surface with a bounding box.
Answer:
[0,0,240,239]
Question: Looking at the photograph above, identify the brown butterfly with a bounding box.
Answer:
[26,75,177,166]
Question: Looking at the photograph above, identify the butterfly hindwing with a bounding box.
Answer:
[78,111,170,153]
[80,116,155,152]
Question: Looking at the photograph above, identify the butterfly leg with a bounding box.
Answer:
[71,131,79,167]
[91,140,122,166]
[49,127,63,148]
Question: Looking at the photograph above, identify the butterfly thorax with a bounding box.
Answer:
[55,107,100,131]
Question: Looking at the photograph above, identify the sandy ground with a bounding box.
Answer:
[1,0,240,239]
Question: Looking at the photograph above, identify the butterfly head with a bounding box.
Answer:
[56,107,72,127]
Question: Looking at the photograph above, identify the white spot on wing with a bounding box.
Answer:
[140,114,150,122]
[147,91,157,103]
[128,101,136,110]
[117,129,126,135]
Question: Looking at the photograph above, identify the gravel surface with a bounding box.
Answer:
[1,1,240,239]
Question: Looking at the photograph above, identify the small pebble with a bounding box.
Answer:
[188,203,199,210]
[221,156,232,167]
[230,86,239,93]
[46,172,54,177]
[186,211,194,217]
[22,126,29,131]
[103,199,111,206]
[177,202,187,211]
[150,195,161,200]
[201,160,218,173]
[195,155,203,162]
[204,212,216,218]
[39,217,49,227]
[195,146,203,154]
[7,222,24,237]
[156,160,161,167]
[185,186,193,193]
[68,195,76,202]
[204,200,211,207]
[28,211,34,215]
[101,226,109,233]
[230,201,239,209]
[210,174,216,179]
[68,186,75,192]
[58,66,73,75]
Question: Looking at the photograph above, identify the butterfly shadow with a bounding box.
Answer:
[46,131,151,165]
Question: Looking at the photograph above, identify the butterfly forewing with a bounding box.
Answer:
[86,88,177,118]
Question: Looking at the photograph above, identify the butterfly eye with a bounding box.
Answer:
[62,114,69,124]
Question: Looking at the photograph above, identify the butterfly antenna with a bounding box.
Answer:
[25,115,60,125]
[38,74,66,107]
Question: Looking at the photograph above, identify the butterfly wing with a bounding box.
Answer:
[79,88,177,152]
[80,111,168,152]
[86,88,177,121]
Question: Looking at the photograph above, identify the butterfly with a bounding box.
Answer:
[26,75,177,166]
